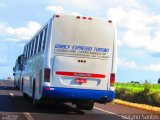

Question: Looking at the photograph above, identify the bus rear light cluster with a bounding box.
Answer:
[44,68,50,82]
[110,73,115,87]
[77,16,93,20]
[78,60,86,63]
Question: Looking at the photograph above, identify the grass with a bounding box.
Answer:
[115,83,160,92]
[113,99,160,114]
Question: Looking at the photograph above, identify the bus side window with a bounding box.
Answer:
[34,36,39,55]
[23,46,26,59]
[23,47,26,56]
[27,45,29,58]
[31,39,35,56]
[29,41,33,57]
[42,27,48,51]
[26,46,28,59]
[38,31,43,53]
[28,42,31,58]
[26,45,29,58]
[24,46,27,60]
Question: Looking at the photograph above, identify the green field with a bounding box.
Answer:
[115,82,160,92]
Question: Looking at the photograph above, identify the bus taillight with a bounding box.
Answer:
[44,68,50,82]
[110,73,115,87]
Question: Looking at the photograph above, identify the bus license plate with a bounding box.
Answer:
[75,78,87,84]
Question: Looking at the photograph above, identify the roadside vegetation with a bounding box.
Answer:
[115,82,160,107]
[113,99,160,114]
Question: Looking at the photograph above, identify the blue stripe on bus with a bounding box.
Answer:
[42,87,115,102]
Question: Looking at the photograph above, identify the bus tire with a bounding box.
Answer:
[23,92,28,98]
[17,80,20,90]
[21,79,28,98]
[32,82,40,108]
[21,79,23,91]
[14,80,16,87]
[76,102,94,110]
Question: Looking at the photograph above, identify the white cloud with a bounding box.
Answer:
[51,0,140,11]
[143,63,160,71]
[101,1,160,75]
[0,3,5,7]
[100,0,141,11]
[70,12,82,16]
[53,0,99,10]
[148,31,160,52]
[118,57,160,71]
[118,58,138,68]
[45,6,64,13]
[45,5,82,16]
[107,7,160,52]
[0,21,41,42]
[0,55,7,64]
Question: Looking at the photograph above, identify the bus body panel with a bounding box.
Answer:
[42,87,115,103]
[19,14,116,105]
[52,56,109,90]
[49,15,115,92]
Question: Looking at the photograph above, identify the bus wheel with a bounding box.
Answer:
[76,102,94,110]
[33,96,40,108]
[21,79,28,98]
[32,83,40,107]
[23,92,28,98]
[13,80,16,87]
[21,79,23,91]
[18,81,20,90]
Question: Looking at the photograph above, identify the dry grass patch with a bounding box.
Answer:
[113,99,160,114]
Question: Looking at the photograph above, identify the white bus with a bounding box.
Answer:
[13,55,23,89]
[18,14,117,110]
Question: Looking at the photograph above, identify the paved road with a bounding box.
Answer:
[0,80,157,120]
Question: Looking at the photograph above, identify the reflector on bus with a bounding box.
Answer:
[110,73,115,87]
[44,68,50,82]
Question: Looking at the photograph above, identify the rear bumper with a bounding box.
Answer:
[42,87,115,103]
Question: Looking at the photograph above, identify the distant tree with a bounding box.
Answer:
[134,81,140,84]
[145,80,148,83]
[158,78,160,84]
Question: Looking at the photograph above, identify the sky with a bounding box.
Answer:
[0,0,160,83]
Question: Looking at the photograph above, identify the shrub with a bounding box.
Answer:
[144,82,152,93]
[150,92,160,106]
